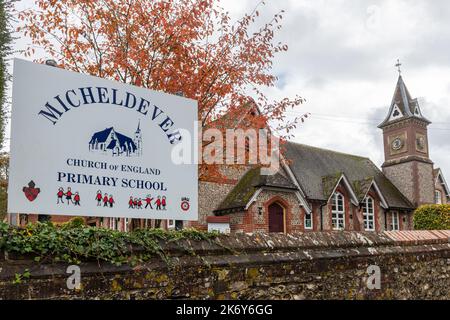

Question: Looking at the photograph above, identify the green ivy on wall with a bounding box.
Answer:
[0,220,223,266]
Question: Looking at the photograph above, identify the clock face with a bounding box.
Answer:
[392,138,403,150]
[388,133,407,155]
[416,137,425,150]
[416,133,427,153]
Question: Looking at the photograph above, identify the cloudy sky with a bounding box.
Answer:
[7,0,450,178]
[222,0,450,178]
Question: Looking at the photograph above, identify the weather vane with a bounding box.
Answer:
[395,59,402,75]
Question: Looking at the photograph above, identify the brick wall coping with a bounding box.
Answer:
[384,230,450,243]
[1,230,448,263]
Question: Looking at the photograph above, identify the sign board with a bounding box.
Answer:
[8,59,198,220]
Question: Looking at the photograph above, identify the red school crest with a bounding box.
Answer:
[180,197,190,211]
[22,180,40,202]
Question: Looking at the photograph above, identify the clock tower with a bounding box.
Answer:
[379,71,434,206]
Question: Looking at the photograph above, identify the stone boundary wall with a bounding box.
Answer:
[0,231,449,300]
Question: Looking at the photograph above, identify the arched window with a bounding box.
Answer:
[331,192,345,230]
[363,197,375,231]
[435,190,442,204]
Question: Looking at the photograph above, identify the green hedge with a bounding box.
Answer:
[413,204,450,230]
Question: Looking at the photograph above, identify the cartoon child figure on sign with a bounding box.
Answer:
[57,187,64,204]
[74,192,81,206]
[137,198,143,209]
[128,196,134,209]
[65,187,73,205]
[155,196,162,210]
[145,195,153,209]
[162,196,167,210]
[96,190,102,206]
[108,195,115,208]
[103,193,109,207]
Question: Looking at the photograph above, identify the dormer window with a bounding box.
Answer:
[363,196,375,231]
[331,192,345,230]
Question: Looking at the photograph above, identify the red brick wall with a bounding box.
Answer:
[228,193,305,234]
[22,214,75,226]
[311,202,323,231]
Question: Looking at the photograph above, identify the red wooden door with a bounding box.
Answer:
[268,203,284,233]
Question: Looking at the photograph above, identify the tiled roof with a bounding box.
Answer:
[433,168,440,179]
[214,167,298,213]
[284,142,414,209]
[379,76,431,128]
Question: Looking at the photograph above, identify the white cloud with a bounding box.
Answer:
[223,0,450,178]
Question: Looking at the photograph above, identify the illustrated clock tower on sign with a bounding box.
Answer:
[378,61,435,206]
[134,120,143,156]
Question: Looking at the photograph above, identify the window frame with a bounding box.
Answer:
[331,192,345,230]
[435,190,442,204]
[392,212,399,231]
[363,196,375,231]
[304,211,313,230]
[109,217,116,230]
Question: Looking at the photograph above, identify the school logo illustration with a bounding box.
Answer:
[88,120,142,157]
[22,180,40,202]
[181,197,190,211]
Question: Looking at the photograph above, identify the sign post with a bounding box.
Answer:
[8,59,198,221]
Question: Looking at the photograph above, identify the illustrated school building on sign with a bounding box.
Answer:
[12,74,449,233]
[88,122,142,157]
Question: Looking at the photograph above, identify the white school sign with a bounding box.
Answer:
[8,59,198,220]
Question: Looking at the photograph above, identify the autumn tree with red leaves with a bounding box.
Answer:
[18,0,305,180]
